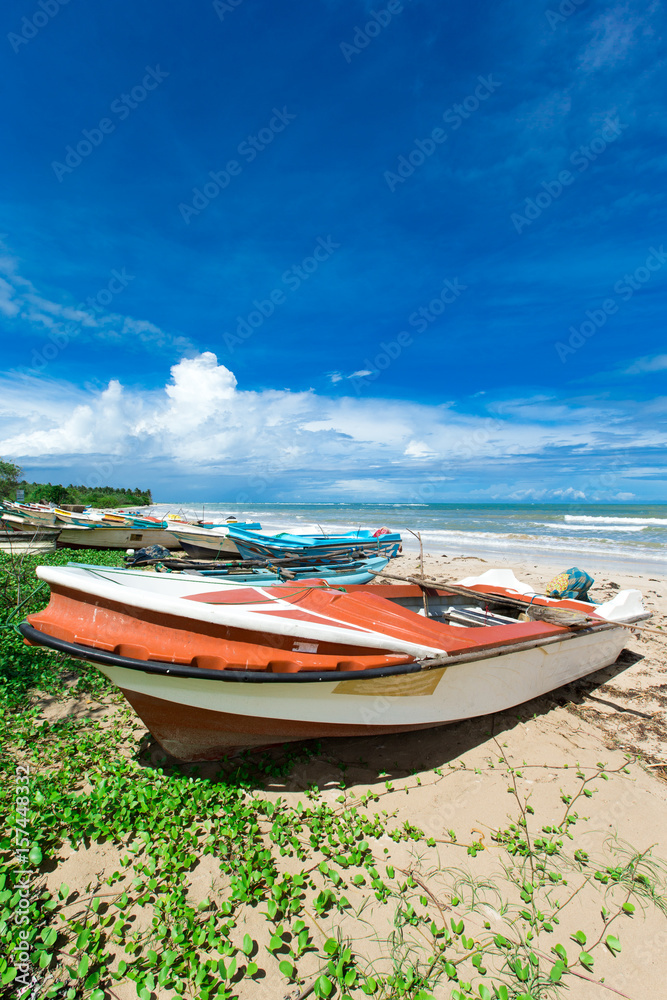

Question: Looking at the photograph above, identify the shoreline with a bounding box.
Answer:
[146,501,667,579]
[394,540,667,578]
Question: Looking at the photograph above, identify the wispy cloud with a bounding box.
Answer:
[579,5,644,72]
[621,353,667,375]
[0,243,194,366]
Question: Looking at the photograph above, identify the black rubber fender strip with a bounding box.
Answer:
[18,621,423,685]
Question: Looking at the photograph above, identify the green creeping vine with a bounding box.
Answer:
[1,550,667,1000]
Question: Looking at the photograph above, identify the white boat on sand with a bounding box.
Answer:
[167,522,262,559]
[21,567,648,761]
[55,525,182,550]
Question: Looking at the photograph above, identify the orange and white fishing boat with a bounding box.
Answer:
[20,566,647,761]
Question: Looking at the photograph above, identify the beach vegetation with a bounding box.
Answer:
[12,476,152,508]
[0,458,22,499]
[0,459,152,506]
[1,549,666,998]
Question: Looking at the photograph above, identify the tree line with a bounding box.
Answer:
[0,459,152,508]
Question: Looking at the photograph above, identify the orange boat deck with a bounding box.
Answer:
[25,582,570,675]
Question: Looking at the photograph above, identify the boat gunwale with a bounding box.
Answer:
[18,622,420,683]
[18,614,643,684]
[33,569,449,657]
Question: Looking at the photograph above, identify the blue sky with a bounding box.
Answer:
[0,0,665,501]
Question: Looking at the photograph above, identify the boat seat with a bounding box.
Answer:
[428,606,518,627]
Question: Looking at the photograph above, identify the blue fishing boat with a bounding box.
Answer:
[72,554,389,587]
[167,522,263,559]
[225,525,401,561]
[191,554,389,585]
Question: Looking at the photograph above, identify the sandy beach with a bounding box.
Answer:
[21,547,667,999]
[384,550,667,770]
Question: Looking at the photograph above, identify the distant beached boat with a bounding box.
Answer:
[75,554,390,587]
[224,525,402,561]
[54,524,182,551]
[2,502,59,526]
[167,522,262,559]
[21,566,647,761]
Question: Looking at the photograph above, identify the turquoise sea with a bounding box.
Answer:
[148,502,667,576]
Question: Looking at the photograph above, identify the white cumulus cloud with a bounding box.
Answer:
[1,352,665,496]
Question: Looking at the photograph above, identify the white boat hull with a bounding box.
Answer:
[96,625,627,760]
[23,565,643,760]
[57,527,182,550]
[168,525,241,558]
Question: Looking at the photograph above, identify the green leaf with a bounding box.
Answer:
[76,956,89,980]
[278,960,294,979]
[579,951,594,970]
[28,845,43,865]
[314,975,334,998]
[324,938,338,955]
[553,943,568,963]
[479,986,492,1000]
[549,959,565,983]
[496,987,508,1000]
[241,933,253,956]
[622,901,635,914]
[247,962,258,976]
[606,935,622,956]
[444,962,457,979]
[571,930,587,946]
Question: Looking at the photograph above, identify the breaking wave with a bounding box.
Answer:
[564,515,667,527]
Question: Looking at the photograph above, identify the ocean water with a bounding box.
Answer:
[148,502,667,576]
